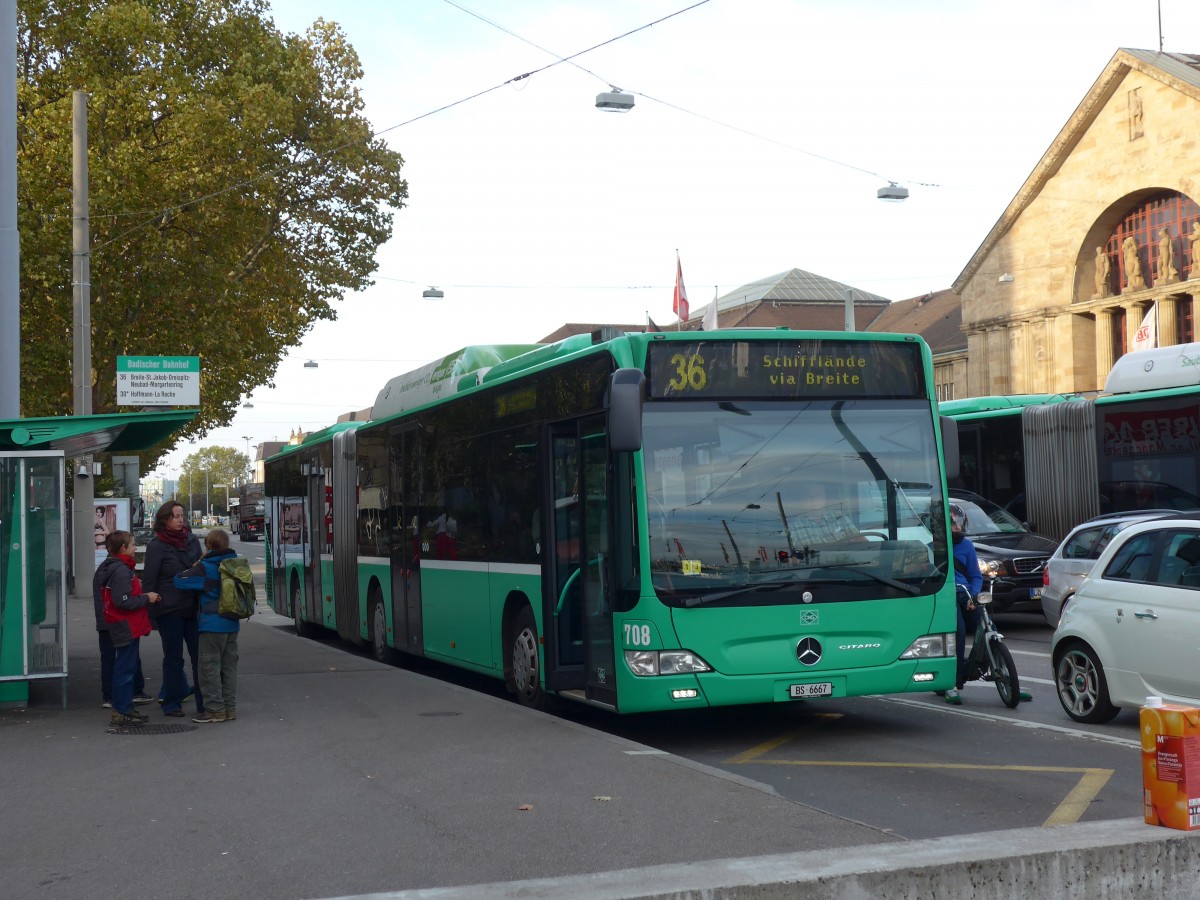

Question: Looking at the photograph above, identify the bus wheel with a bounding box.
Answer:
[369,591,397,665]
[510,606,546,709]
[292,578,317,640]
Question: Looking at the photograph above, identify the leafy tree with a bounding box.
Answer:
[16,0,407,468]
[175,445,249,516]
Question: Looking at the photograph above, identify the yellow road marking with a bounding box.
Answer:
[725,731,1114,825]
[1042,768,1113,826]
[726,717,843,765]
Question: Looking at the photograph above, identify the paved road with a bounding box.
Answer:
[255,559,1144,847]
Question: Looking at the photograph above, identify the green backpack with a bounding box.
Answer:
[218,557,256,620]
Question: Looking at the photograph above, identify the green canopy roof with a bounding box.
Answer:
[0,409,198,455]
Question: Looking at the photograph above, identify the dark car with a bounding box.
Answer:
[1098,481,1200,514]
[949,489,1057,614]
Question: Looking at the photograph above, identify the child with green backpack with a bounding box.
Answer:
[173,528,254,723]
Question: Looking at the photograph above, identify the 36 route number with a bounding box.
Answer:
[667,353,708,392]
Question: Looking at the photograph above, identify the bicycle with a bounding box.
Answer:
[959,581,1022,709]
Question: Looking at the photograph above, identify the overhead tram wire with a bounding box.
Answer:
[440,0,938,191]
[87,1,716,256]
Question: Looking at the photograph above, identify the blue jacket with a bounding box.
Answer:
[173,548,240,634]
[952,536,983,603]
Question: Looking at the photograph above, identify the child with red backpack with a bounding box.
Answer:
[94,531,160,726]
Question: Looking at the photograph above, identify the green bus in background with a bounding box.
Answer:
[265,329,959,713]
[942,341,1200,541]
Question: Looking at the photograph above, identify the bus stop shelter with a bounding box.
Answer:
[0,409,196,707]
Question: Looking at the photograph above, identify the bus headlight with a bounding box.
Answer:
[899,634,953,659]
[624,649,713,676]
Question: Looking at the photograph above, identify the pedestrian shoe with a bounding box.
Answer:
[133,693,153,705]
[224,708,236,721]
[943,688,962,706]
[101,700,113,709]
[163,709,185,718]
[192,710,224,724]
[1019,690,1033,702]
[110,711,148,727]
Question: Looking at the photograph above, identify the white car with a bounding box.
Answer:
[1052,517,1200,723]
[1040,511,1176,627]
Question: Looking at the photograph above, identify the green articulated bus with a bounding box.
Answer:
[942,341,1200,541]
[265,328,959,713]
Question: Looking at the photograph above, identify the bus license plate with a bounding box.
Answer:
[789,682,833,699]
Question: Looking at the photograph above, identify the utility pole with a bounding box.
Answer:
[70,90,95,598]
[0,0,18,420]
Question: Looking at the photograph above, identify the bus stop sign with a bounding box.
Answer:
[116,356,200,407]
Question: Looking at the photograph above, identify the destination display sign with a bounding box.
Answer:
[117,356,200,406]
[646,340,926,400]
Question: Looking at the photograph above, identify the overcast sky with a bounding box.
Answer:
[163,0,1200,476]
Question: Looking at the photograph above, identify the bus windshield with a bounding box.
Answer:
[642,399,945,606]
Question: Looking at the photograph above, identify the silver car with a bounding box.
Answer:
[1040,512,1175,626]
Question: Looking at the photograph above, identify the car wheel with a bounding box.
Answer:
[1054,642,1119,724]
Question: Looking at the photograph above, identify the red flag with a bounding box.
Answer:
[673,253,690,322]
[646,316,662,333]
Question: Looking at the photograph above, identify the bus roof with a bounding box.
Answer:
[372,344,543,420]
[1104,341,1200,393]
[939,394,1073,420]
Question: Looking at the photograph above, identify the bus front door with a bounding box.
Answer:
[546,415,616,708]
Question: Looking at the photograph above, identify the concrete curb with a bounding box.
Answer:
[322,818,1200,900]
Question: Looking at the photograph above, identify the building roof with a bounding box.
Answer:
[711,269,891,311]
[540,270,899,339]
[684,268,892,331]
[865,289,965,354]
[954,48,1200,292]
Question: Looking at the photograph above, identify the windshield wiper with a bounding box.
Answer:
[682,582,790,608]
[801,562,921,595]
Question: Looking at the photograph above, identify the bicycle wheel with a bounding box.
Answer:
[990,640,1021,709]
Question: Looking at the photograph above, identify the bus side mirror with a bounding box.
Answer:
[940,415,959,481]
[609,368,645,452]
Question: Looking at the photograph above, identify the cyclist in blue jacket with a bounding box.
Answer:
[944,503,983,705]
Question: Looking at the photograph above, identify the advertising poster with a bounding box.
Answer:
[94,498,131,564]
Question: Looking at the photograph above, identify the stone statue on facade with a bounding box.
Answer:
[1123,235,1145,291]
[1092,246,1111,299]
[1157,228,1179,285]
[1190,222,1200,280]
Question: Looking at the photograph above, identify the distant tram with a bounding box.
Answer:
[942,342,1200,540]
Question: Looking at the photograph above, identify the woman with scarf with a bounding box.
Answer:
[142,501,205,717]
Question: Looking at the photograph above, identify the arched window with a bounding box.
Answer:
[1100,191,1200,293]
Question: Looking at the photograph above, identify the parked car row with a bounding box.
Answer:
[946,501,1200,728]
